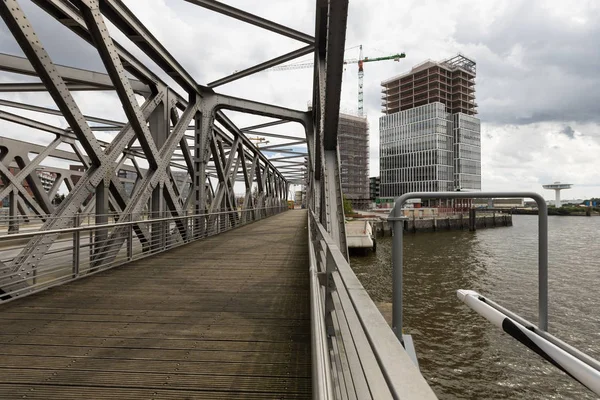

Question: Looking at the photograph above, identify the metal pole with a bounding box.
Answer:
[390,191,550,342]
[72,213,80,278]
[390,215,405,341]
[538,200,548,331]
[127,222,133,261]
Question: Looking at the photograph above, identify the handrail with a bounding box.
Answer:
[0,205,288,302]
[387,192,600,396]
[458,290,600,396]
[389,191,548,334]
[308,217,334,399]
[308,210,437,399]
[0,208,263,241]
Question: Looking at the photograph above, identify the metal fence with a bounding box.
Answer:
[0,205,287,302]
[308,210,437,399]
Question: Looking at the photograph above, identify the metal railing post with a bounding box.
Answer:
[72,213,80,278]
[127,222,133,261]
[538,200,549,331]
[389,214,406,340]
[162,219,167,250]
[89,224,93,264]
[390,191,550,338]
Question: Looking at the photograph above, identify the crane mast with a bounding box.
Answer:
[358,45,365,116]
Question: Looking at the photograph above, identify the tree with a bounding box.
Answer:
[53,193,65,205]
[343,195,353,216]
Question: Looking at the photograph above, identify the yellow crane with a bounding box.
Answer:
[247,136,269,147]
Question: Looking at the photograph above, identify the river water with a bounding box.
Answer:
[350,215,600,399]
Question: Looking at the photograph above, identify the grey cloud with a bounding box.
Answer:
[561,125,575,139]
[0,0,107,73]
[453,1,600,125]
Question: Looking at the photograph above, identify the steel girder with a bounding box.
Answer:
[304,0,350,259]
[0,0,319,297]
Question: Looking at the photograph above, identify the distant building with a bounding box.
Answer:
[338,113,370,210]
[117,169,137,197]
[294,190,303,206]
[171,171,191,200]
[473,198,524,208]
[379,54,481,203]
[0,167,56,207]
[369,176,380,201]
[37,170,57,192]
[69,165,86,186]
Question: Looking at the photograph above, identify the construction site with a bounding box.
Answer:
[273,46,404,210]
[381,54,477,116]
[338,113,370,210]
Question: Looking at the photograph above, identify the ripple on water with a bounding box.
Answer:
[350,215,600,399]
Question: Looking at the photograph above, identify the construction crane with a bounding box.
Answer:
[247,137,269,147]
[270,45,406,116]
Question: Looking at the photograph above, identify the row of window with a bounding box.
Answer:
[380,102,447,129]
[454,129,481,147]
[455,159,481,175]
[381,134,453,155]
[380,149,454,170]
[381,166,455,185]
[457,174,482,190]
[455,144,481,161]
[380,180,454,198]
[381,120,450,144]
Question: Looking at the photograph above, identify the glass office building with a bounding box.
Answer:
[453,113,481,191]
[379,55,481,199]
[380,103,454,197]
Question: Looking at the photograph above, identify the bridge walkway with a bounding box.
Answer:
[0,210,311,399]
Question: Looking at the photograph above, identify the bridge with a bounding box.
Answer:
[0,1,437,399]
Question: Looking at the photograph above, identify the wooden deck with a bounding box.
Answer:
[0,210,311,399]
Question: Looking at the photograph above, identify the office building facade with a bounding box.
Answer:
[379,54,481,200]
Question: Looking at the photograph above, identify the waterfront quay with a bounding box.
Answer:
[362,208,513,235]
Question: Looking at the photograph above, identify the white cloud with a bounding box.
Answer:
[1,0,599,200]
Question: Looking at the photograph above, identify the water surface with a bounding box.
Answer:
[350,215,600,399]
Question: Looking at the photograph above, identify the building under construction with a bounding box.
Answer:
[379,54,481,201]
[338,113,370,210]
[381,54,477,116]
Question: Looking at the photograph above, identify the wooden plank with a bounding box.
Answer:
[0,210,311,398]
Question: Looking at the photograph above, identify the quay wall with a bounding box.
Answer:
[372,214,512,236]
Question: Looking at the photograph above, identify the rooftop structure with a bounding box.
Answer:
[381,54,477,116]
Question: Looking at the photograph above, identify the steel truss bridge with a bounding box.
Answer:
[0,0,437,398]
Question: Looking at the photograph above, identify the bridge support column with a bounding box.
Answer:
[93,179,109,268]
[150,100,168,250]
[8,190,19,234]
[194,107,212,239]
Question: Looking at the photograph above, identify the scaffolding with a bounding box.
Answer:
[381,54,477,116]
[338,113,370,210]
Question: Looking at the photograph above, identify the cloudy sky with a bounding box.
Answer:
[1,0,599,200]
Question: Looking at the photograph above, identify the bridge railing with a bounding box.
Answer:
[0,204,287,302]
[389,192,600,396]
[308,210,437,399]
